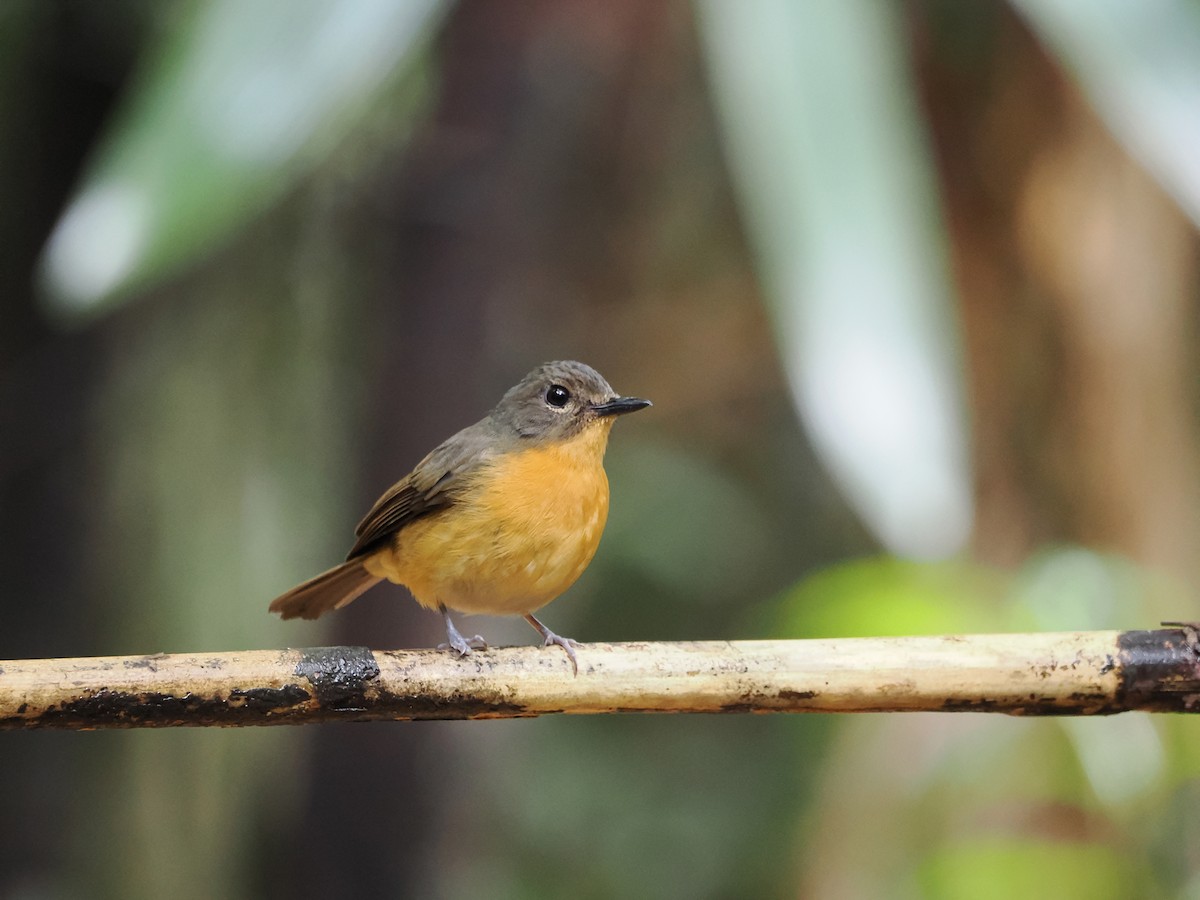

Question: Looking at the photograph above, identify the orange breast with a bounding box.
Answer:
[364,421,614,616]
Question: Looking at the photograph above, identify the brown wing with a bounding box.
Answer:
[345,420,497,560]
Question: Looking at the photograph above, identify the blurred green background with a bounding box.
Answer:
[4,1,1200,897]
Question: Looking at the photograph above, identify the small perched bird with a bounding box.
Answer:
[269,360,650,673]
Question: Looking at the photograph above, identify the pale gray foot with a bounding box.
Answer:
[438,605,488,657]
[524,613,580,676]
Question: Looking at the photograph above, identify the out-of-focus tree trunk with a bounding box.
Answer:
[800,8,1200,897]
[0,4,140,895]
[1014,95,1199,579]
[924,8,1200,583]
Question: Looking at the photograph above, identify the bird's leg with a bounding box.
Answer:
[524,613,580,675]
[438,605,488,656]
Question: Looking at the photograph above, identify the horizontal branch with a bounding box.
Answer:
[2,628,1198,729]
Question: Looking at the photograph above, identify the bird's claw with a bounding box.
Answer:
[542,632,580,675]
[522,613,581,676]
[440,607,489,657]
[438,634,489,656]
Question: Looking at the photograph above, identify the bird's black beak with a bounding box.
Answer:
[592,396,652,417]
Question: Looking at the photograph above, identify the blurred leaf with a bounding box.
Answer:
[1013,0,1200,229]
[920,839,1134,900]
[1007,545,1161,632]
[1062,715,1165,808]
[784,546,1171,640]
[602,441,773,600]
[476,716,807,900]
[39,0,449,317]
[778,555,1005,639]
[697,0,973,559]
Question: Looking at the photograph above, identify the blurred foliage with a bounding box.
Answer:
[4,0,1200,898]
[786,549,1197,896]
[604,441,774,603]
[1011,0,1200,228]
[780,555,1006,638]
[39,0,448,317]
[698,0,972,561]
[920,840,1134,899]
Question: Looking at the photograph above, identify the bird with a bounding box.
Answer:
[268,360,650,673]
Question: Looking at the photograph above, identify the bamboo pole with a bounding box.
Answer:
[1,627,1198,729]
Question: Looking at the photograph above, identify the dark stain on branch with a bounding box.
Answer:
[941,697,1002,711]
[61,689,207,724]
[294,646,380,711]
[374,685,532,720]
[4,684,315,729]
[228,685,312,711]
[1117,627,1200,712]
[122,654,167,671]
[938,694,1115,715]
[778,690,817,701]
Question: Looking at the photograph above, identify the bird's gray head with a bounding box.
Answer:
[491,360,651,443]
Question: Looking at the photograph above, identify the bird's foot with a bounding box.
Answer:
[524,614,580,676]
[439,607,488,657]
[542,632,580,675]
[437,633,489,656]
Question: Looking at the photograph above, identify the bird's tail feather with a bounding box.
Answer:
[268,560,382,621]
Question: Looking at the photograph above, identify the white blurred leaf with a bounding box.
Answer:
[40,0,449,316]
[697,0,972,558]
[1063,715,1165,806]
[1013,0,1200,229]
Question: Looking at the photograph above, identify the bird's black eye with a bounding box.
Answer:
[545,384,571,408]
